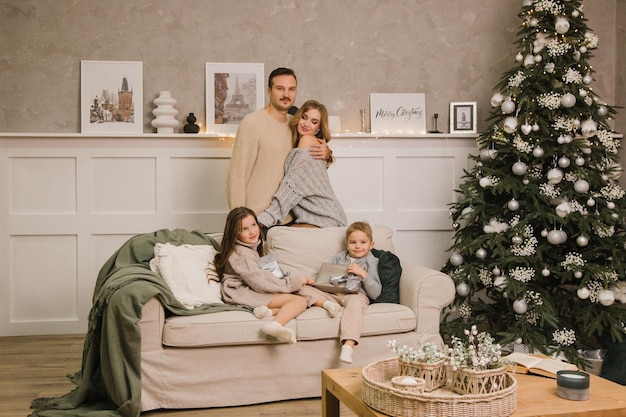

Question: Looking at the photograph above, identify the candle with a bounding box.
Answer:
[556,370,590,401]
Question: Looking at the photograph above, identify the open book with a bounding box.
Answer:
[505,352,578,378]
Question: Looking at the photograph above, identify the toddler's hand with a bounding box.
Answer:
[347,264,367,279]
[301,276,315,286]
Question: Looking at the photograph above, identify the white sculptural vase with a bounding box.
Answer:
[151,91,179,134]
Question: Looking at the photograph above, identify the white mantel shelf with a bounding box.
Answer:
[0,132,478,336]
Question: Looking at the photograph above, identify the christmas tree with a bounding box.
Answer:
[442,0,626,367]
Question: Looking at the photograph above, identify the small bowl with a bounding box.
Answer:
[391,376,426,393]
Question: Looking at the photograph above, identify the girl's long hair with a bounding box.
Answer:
[215,207,263,278]
[290,99,331,147]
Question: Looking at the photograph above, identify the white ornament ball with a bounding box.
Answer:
[580,89,588,98]
[533,146,544,157]
[587,198,595,207]
[534,55,542,63]
[503,116,519,133]
[529,18,538,27]
[558,156,570,168]
[523,178,530,185]
[555,16,570,34]
[576,235,589,247]
[515,337,523,345]
[512,236,523,245]
[513,299,528,314]
[574,271,583,279]
[598,105,608,116]
[607,201,616,209]
[547,230,562,244]
[579,45,588,54]
[561,93,576,108]
[476,248,487,259]
[479,177,492,188]
[583,74,593,84]
[480,149,492,160]
[577,287,590,299]
[501,99,516,114]
[574,179,590,193]
[491,93,504,107]
[542,268,551,277]
[572,9,580,18]
[492,266,501,276]
[450,253,464,266]
[612,213,619,220]
[508,199,520,211]
[598,289,615,306]
[557,135,566,144]
[575,157,585,166]
[601,173,609,182]
[532,123,540,131]
[556,202,571,218]
[515,52,524,62]
[512,161,528,175]
[541,229,549,237]
[558,230,568,243]
[547,168,564,184]
[456,283,470,297]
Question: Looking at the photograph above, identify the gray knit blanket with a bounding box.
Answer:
[257,148,347,228]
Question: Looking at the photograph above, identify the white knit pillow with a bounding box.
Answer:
[149,243,223,308]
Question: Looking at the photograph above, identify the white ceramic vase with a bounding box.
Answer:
[151,91,179,134]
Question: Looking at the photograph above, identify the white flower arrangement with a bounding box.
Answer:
[387,339,446,364]
[447,325,507,371]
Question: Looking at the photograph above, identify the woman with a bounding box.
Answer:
[256,100,347,228]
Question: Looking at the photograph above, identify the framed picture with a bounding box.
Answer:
[206,63,264,135]
[449,101,477,134]
[369,93,426,134]
[81,60,143,134]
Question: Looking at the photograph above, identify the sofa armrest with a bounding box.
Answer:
[398,261,455,348]
[139,297,165,352]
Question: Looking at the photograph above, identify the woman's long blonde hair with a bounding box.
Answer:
[290,100,331,147]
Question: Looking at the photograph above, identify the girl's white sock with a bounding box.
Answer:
[253,305,273,319]
[262,321,296,344]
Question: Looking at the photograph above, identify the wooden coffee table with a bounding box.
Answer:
[322,367,626,416]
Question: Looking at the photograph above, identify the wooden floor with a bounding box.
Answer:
[0,334,357,417]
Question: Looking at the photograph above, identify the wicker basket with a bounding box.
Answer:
[362,358,517,417]
[398,358,447,392]
[450,366,508,395]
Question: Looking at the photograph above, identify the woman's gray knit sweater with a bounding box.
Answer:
[257,148,347,228]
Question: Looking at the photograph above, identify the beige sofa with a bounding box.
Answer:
[138,225,455,411]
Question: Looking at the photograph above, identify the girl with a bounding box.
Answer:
[215,207,341,343]
[256,100,347,229]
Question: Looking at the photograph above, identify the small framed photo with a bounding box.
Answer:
[449,101,477,134]
[206,63,264,135]
[81,60,143,134]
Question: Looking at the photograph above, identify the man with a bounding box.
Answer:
[226,67,330,221]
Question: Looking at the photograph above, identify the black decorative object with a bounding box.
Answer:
[429,113,441,133]
[183,112,200,133]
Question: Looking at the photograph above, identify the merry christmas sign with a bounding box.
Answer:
[369,93,426,134]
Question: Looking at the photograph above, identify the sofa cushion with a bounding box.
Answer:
[162,303,416,347]
[162,311,296,347]
[295,303,416,341]
[265,225,395,279]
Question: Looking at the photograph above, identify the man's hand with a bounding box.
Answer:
[309,139,330,161]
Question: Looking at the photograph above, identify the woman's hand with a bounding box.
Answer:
[347,264,367,280]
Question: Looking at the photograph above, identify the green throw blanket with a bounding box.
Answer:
[30,229,247,417]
